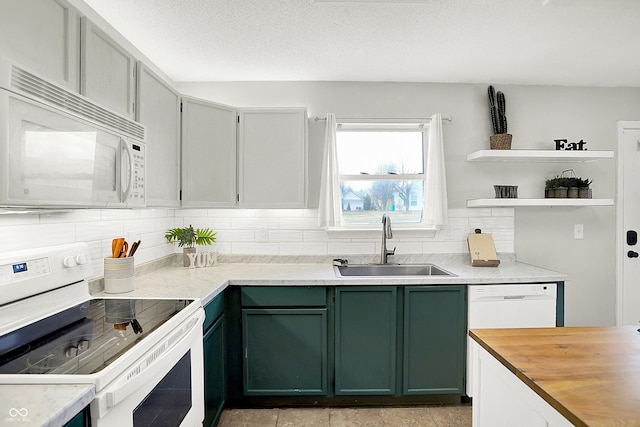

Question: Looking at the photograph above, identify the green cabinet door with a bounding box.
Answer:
[335,287,397,396]
[403,286,466,395]
[242,308,328,396]
[63,408,87,427]
[203,314,226,427]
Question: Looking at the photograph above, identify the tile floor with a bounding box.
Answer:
[217,404,472,427]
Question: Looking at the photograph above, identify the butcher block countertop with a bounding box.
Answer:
[470,326,640,427]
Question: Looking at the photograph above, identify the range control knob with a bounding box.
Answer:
[63,256,77,268]
[75,254,88,265]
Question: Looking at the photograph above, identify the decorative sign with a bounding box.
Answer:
[555,139,587,150]
[187,251,218,268]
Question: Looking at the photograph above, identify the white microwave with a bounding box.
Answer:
[0,58,146,208]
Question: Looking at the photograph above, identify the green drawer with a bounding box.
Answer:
[204,292,225,332]
[241,286,326,307]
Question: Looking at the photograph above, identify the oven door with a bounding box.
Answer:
[91,309,205,427]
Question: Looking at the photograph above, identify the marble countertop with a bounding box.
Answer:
[96,255,568,306]
[0,384,94,426]
[7,254,564,427]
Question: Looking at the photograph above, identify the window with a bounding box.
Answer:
[336,121,428,226]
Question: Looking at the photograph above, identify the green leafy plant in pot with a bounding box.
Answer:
[488,85,512,149]
[577,177,592,199]
[165,224,217,267]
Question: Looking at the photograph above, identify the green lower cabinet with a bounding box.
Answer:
[63,408,87,427]
[203,314,226,427]
[335,287,397,395]
[242,308,328,396]
[403,286,466,395]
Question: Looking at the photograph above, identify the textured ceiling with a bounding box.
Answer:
[82,0,640,86]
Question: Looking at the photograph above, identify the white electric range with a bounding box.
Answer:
[0,243,205,427]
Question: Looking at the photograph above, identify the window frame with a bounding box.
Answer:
[332,119,434,233]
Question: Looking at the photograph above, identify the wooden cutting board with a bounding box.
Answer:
[467,233,500,267]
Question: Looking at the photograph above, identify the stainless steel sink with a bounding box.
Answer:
[334,264,455,277]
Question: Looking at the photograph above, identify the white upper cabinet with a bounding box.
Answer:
[181,97,237,208]
[80,17,136,118]
[238,108,308,208]
[136,62,180,207]
[0,0,79,91]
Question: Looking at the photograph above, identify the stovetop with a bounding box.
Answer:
[0,297,193,375]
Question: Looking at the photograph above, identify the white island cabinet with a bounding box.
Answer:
[471,326,640,427]
[473,344,572,427]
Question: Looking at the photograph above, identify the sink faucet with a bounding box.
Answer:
[380,214,396,264]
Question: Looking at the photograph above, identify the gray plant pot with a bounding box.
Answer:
[183,247,196,267]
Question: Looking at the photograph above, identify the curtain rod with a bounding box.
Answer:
[313,115,452,122]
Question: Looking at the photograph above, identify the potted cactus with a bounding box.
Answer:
[488,85,512,149]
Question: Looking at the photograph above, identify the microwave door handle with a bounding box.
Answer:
[120,139,134,203]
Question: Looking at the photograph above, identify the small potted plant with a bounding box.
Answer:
[165,224,217,267]
[545,176,561,198]
[488,85,512,149]
[577,177,593,199]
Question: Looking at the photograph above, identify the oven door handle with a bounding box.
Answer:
[104,311,203,409]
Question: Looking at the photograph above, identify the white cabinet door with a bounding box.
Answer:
[238,108,307,208]
[181,97,237,208]
[136,62,180,207]
[80,17,136,118]
[0,0,79,91]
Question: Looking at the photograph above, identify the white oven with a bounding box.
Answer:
[0,243,204,426]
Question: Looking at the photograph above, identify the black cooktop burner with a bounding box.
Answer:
[0,298,192,375]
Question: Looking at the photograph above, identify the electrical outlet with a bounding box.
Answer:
[257,227,269,242]
[574,224,584,240]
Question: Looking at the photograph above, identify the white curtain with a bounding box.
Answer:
[318,113,343,228]
[422,113,448,229]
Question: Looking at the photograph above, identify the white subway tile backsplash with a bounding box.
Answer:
[252,209,305,218]
[328,242,377,255]
[0,206,514,274]
[232,242,279,255]
[279,242,328,255]
[490,208,515,217]
[1,222,76,250]
[278,216,320,229]
[231,217,279,229]
[100,209,141,221]
[388,241,423,254]
[303,230,331,242]
[269,230,304,242]
[175,209,210,218]
[423,241,469,253]
[40,210,102,224]
[76,221,125,242]
[216,230,256,242]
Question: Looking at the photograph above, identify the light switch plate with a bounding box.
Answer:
[574,224,584,239]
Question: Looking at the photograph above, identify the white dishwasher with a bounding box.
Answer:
[466,283,557,397]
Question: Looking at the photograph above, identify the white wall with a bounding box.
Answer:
[177,81,640,327]
[0,209,177,279]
